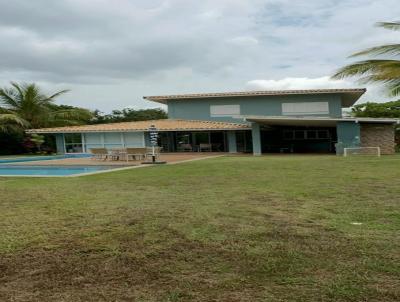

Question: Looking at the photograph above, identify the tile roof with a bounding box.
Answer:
[144,88,366,106]
[26,119,251,134]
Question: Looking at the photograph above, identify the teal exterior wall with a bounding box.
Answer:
[251,123,262,155]
[336,122,361,155]
[167,94,343,123]
[55,134,65,153]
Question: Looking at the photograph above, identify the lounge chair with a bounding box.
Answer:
[126,148,147,161]
[108,149,123,161]
[199,143,212,152]
[90,148,108,160]
[178,143,192,152]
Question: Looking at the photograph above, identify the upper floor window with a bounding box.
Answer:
[282,102,329,115]
[210,105,240,117]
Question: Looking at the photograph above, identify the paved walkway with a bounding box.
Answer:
[14,153,226,166]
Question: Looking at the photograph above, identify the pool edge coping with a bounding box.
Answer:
[0,155,225,178]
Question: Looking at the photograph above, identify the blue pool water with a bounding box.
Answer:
[0,165,113,176]
[0,154,91,164]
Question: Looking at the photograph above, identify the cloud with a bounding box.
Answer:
[0,0,399,111]
[246,76,395,104]
[246,76,354,90]
[228,36,259,46]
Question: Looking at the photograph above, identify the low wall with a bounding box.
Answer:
[360,123,395,154]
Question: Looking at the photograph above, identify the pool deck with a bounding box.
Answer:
[11,153,226,166]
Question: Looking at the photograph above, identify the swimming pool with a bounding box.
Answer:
[0,165,115,176]
[0,154,91,164]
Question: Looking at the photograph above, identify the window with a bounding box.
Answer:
[194,132,209,144]
[317,130,329,139]
[283,131,294,140]
[210,105,240,117]
[294,130,305,139]
[176,132,192,151]
[282,129,331,140]
[64,133,83,153]
[307,130,317,139]
[282,102,329,115]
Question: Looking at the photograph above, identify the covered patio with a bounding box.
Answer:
[245,116,399,155]
[27,119,251,155]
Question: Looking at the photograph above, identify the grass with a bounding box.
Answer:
[0,155,399,301]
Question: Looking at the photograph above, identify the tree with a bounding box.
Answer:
[332,21,400,96]
[0,113,28,132]
[90,108,167,124]
[0,82,92,130]
[29,134,45,151]
[352,100,400,118]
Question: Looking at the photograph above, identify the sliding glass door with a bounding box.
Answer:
[64,133,83,153]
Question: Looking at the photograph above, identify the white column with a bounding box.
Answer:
[121,133,125,147]
[81,133,86,153]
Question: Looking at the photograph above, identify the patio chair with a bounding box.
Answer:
[212,143,222,152]
[126,148,147,161]
[108,148,123,161]
[90,148,108,160]
[199,143,212,152]
[178,143,192,152]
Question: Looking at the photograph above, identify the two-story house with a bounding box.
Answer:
[28,88,399,155]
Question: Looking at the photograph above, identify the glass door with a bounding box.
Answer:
[236,131,253,153]
[64,133,83,153]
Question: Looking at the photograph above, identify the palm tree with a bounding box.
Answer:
[0,82,92,130]
[332,21,400,96]
[0,112,28,132]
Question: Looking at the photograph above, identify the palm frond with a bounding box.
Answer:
[333,21,400,97]
[10,81,25,101]
[43,89,70,102]
[0,87,21,109]
[332,59,400,79]
[350,44,400,57]
[385,78,400,96]
[23,83,41,105]
[352,75,400,97]
[0,113,29,126]
[0,113,29,132]
[376,21,400,31]
[0,82,79,128]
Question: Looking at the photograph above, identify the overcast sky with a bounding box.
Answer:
[0,0,399,112]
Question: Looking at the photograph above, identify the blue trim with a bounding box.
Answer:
[0,154,91,164]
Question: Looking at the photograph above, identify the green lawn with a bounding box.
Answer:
[0,155,399,301]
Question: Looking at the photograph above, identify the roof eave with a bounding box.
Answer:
[143,88,367,104]
[27,128,250,134]
[341,90,367,107]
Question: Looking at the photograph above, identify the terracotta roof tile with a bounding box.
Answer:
[26,119,250,133]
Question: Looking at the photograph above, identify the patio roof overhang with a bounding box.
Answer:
[242,115,400,127]
[26,119,251,134]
